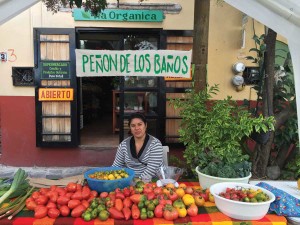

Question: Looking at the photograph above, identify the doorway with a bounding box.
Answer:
[78,36,121,147]
[80,76,119,147]
[77,28,164,147]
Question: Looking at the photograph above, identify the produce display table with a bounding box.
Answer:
[0,182,287,225]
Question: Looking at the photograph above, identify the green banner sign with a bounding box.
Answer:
[41,61,70,79]
[73,9,164,22]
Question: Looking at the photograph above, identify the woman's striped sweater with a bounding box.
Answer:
[112,135,164,178]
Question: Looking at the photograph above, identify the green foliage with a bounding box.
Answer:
[42,0,108,16]
[170,84,275,178]
[284,152,300,179]
[246,34,298,162]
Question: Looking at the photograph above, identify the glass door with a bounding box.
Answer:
[118,32,164,142]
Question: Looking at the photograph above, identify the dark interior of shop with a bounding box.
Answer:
[79,39,120,147]
[80,76,119,147]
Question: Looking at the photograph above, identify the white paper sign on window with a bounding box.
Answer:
[75,49,192,78]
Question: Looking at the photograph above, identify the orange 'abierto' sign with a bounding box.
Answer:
[38,88,74,101]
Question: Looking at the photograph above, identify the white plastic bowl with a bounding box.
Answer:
[196,166,252,189]
[210,182,275,220]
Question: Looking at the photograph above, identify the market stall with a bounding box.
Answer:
[0,179,287,225]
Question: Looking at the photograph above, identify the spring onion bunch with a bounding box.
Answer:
[0,168,34,219]
[0,168,28,206]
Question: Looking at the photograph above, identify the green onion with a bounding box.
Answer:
[0,168,28,206]
[7,187,35,220]
[0,187,34,219]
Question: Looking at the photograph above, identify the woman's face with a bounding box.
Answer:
[130,118,147,138]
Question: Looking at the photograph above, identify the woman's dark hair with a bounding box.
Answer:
[128,113,147,126]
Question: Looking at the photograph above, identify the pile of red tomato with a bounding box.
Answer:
[25,181,215,221]
[218,186,270,202]
[26,182,97,219]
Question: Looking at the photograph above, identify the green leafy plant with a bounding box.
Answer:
[170,84,275,178]
[284,151,300,179]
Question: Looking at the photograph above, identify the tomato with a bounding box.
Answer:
[177,206,187,217]
[194,196,205,206]
[147,210,154,218]
[130,194,146,204]
[115,199,123,211]
[108,207,125,219]
[31,191,40,200]
[178,183,187,188]
[48,208,60,218]
[48,191,59,203]
[185,187,194,195]
[163,204,179,221]
[147,202,156,211]
[57,195,70,205]
[122,207,131,220]
[131,204,140,219]
[147,192,155,200]
[187,204,198,217]
[123,197,133,208]
[35,195,49,205]
[71,191,83,201]
[182,194,195,206]
[56,187,67,196]
[76,184,82,191]
[98,209,109,221]
[39,188,50,195]
[68,199,81,209]
[154,204,164,218]
[200,192,209,201]
[34,206,48,219]
[66,182,77,192]
[46,201,57,209]
[153,187,163,195]
[165,183,175,189]
[175,188,185,198]
[100,192,108,198]
[59,205,70,217]
[143,186,153,194]
[123,188,131,197]
[168,191,179,202]
[26,197,34,204]
[71,204,86,217]
[173,199,185,209]
[26,200,37,210]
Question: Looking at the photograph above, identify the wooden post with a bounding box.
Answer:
[192,0,210,92]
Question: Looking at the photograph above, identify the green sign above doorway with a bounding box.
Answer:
[73,9,164,22]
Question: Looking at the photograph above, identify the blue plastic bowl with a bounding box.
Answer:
[84,167,135,193]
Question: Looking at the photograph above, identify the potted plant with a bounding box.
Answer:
[170,84,275,189]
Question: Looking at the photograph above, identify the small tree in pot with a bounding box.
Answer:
[170,84,275,182]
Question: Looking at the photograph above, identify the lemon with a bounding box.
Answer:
[108,174,115,180]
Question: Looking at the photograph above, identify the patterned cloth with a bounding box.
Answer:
[256,181,300,217]
[0,182,287,225]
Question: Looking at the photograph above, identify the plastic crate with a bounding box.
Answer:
[84,167,135,193]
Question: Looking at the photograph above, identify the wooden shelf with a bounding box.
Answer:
[112,90,148,133]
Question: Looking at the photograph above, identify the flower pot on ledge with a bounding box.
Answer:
[195,166,252,189]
